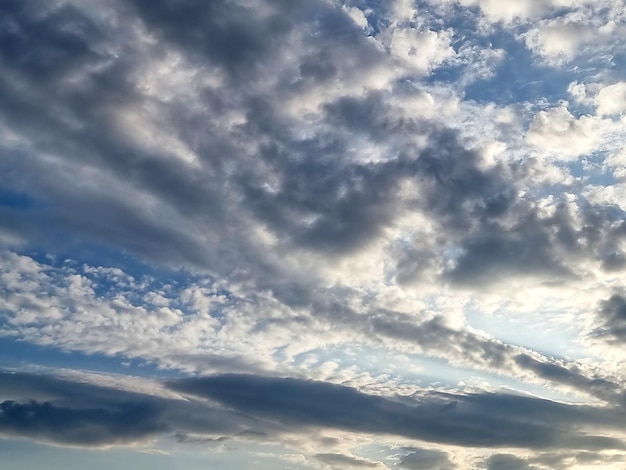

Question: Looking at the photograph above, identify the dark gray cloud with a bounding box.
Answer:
[592,292,626,343]
[1,365,626,454]
[128,0,292,82]
[367,311,509,368]
[239,139,407,255]
[0,1,103,83]
[0,371,254,447]
[0,371,168,446]
[0,0,403,278]
[168,373,626,450]
[482,454,536,470]
[444,211,575,285]
[0,399,166,447]
[514,353,622,403]
[1,0,624,304]
[0,1,227,266]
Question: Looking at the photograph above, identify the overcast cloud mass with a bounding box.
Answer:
[2,0,626,468]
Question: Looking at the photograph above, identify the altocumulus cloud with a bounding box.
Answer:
[2,0,626,468]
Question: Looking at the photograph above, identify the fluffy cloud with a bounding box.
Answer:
[458,0,551,23]
[522,5,626,65]
[4,249,625,407]
[526,106,599,160]
[596,82,626,116]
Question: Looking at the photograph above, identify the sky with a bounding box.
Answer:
[1,0,626,468]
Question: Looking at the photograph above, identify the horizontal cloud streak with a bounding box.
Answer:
[169,374,626,450]
[0,370,625,455]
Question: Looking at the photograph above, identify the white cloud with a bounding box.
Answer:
[524,21,593,65]
[388,28,455,75]
[342,5,369,30]
[390,0,418,24]
[568,81,588,103]
[521,3,626,65]
[596,82,626,116]
[526,105,600,159]
[605,149,626,179]
[459,0,550,23]
[584,184,626,213]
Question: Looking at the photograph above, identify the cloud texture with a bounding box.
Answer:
[2,0,626,468]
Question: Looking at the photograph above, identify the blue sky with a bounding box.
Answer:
[2,0,626,468]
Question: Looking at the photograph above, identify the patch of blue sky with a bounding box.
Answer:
[610,51,626,81]
[23,246,197,290]
[571,155,618,187]
[289,343,435,383]
[412,354,593,404]
[517,163,600,202]
[292,342,591,404]
[354,440,457,469]
[0,337,181,379]
[464,304,585,362]
[291,343,468,388]
[347,441,399,467]
[0,188,38,209]
[462,34,576,106]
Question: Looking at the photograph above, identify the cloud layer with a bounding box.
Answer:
[2,370,626,466]
[2,0,626,468]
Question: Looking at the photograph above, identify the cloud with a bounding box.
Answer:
[387,28,455,75]
[524,20,593,65]
[3,369,624,456]
[596,82,626,116]
[591,293,626,344]
[2,0,626,465]
[514,353,622,403]
[127,0,295,82]
[0,400,167,447]
[1,249,623,405]
[526,106,599,160]
[314,452,385,469]
[458,0,551,23]
[0,371,168,447]
[2,0,621,302]
[482,454,536,470]
[522,6,626,65]
[168,373,626,450]
[0,370,266,448]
